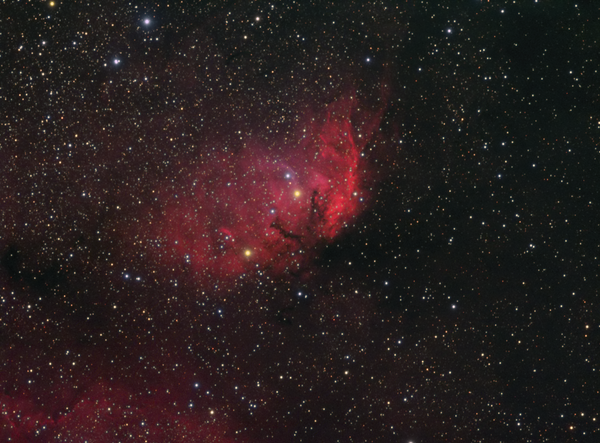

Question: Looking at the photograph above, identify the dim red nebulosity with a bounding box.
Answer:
[0,98,387,441]
[0,21,392,441]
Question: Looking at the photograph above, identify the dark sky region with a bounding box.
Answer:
[1,1,598,442]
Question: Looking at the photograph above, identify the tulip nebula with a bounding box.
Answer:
[140,92,384,285]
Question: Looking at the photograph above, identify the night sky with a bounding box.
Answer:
[1,1,598,442]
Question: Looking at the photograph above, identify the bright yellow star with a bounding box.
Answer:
[244,249,252,257]
[293,190,301,198]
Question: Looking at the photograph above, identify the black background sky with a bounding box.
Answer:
[1,1,598,442]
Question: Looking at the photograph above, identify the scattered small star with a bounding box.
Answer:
[0,2,594,442]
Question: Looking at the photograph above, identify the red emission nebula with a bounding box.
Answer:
[136,93,384,284]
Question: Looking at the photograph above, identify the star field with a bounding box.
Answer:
[1,1,598,442]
